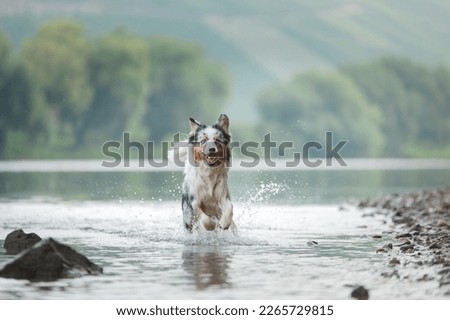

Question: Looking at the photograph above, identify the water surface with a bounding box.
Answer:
[0,160,449,299]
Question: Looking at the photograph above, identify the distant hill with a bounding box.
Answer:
[1,0,450,122]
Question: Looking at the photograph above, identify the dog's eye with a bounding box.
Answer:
[200,139,207,144]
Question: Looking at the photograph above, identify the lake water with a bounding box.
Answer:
[0,159,449,299]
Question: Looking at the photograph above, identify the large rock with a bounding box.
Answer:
[3,229,42,255]
[0,238,102,282]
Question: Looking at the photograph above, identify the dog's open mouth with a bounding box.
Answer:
[204,154,222,166]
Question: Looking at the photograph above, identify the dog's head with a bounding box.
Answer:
[188,114,231,167]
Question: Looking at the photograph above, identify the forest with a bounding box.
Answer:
[0,20,229,159]
[257,56,450,157]
[1,19,449,159]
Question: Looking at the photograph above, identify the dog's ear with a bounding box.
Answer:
[189,118,201,135]
[217,114,230,133]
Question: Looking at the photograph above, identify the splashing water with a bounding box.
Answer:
[234,180,289,227]
[247,181,287,203]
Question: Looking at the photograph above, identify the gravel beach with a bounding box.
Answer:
[358,187,450,296]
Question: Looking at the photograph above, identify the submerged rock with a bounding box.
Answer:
[400,244,415,253]
[351,286,369,300]
[3,229,42,255]
[0,238,102,282]
[376,243,393,253]
[429,242,442,250]
[389,258,401,266]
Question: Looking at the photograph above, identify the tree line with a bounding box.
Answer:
[257,56,450,157]
[0,20,229,159]
[1,19,449,159]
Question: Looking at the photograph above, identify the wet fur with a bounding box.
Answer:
[175,114,236,233]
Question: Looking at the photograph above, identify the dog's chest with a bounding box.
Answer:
[185,167,228,201]
[194,175,226,201]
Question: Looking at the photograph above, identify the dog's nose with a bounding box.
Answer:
[204,142,218,155]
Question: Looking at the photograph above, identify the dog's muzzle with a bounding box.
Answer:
[203,142,218,155]
[202,141,224,166]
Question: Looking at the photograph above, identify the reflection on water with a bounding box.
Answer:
[182,246,232,290]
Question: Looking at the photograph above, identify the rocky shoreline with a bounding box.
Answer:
[358,187,450,295]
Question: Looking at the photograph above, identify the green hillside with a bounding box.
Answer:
[1,0,450,122]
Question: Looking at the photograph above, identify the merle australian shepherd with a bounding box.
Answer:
[170,114,236,233]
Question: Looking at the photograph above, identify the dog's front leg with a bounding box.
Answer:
[191,199,218,231]
[199,212,218,231]
[219,198,234,231]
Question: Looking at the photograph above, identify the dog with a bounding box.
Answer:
[170,114,236,233]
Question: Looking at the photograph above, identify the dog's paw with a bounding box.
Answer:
[200,214,218,231]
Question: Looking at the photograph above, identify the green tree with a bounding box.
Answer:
[146,38,230,142]
[0,30,10,78]
[428,67,450,145]
[80,28,151,146]
[258,72,384,157]
[0,30,47,158]
[343,56,450,157]
[0,64,48,158]
[0,30,12,153]
[21,20,92,148]
[342,57,419,156]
